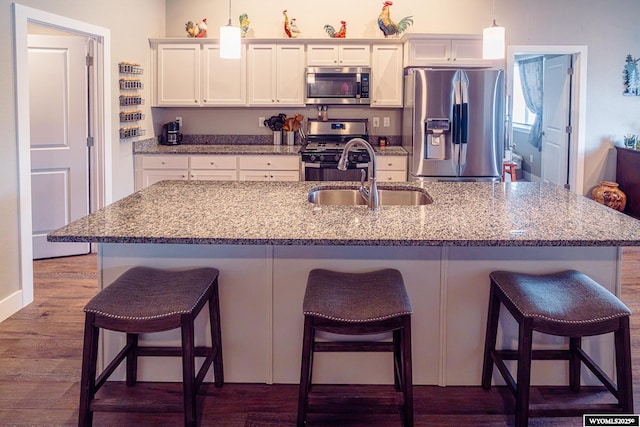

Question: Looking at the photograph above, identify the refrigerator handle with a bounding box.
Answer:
[458,71,470,168]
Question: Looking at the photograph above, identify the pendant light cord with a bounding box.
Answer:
[227,0,232,26]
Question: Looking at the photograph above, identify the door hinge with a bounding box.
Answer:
[567,66,574,75]
[87,136,94,147]
[566,125,572,134]
[86,55,94,67]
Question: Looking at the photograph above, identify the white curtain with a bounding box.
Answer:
[518,57,544,150]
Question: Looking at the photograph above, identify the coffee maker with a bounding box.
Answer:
[159,121,183,145]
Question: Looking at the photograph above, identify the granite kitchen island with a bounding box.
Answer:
[48,180,640,386]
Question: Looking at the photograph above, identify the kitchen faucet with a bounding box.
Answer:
[338,138,379,210]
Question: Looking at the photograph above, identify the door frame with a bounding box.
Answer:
[13,4,112,308]
[506,45,587,194]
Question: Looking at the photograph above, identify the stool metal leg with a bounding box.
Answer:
[208,279,224,387]
[181,315,197,427]
[79,313,99,427]
[401,316,414,427]
[297,316,314,427]
[515,319,533,427]
[481,283,501,390]
[615,317,634,413]
[569,337,581,392]
[126,333,138,387]
[393,329,401,390]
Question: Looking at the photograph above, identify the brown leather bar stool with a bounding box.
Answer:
[502,161,518,182]
[297,268,413,427]
[78,266,223,427]
[481,270,633,427]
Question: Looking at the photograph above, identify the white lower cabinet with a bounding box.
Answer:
[238,155,300,182]
[136,154,300,189]
[136,155,189,189]
[377,155,407,182]
[190,155,238,181]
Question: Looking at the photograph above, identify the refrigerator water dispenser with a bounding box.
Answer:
[425,118,450,160]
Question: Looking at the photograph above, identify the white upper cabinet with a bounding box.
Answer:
[403,37,493,67]
[153,42,247,107]
[247,44,305,106]
[202,44,247,106]
[307,44,370,66]
[156,44,201,106]
[371,44,403,107]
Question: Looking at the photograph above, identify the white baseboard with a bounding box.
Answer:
[0,290,24,323]
[523,170,542,182]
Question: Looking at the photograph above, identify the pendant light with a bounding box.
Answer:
[219,0,241,59]
[482,0,505,60]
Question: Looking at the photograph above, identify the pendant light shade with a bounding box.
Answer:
[220,22,241,59]
[483,0,505,60]
[483,20,505,60]
[219,0,241,59]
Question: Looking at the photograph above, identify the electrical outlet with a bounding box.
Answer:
[383,117,390,127]
[373,117,380,128]
[175,117,182,128]
[529,154,534,163]
[259,116,265,127]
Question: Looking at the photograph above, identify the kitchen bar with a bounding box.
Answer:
[48,180,640,386]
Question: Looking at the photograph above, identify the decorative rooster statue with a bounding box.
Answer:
[289,18,302,38]
[324,20,347,38]
[239,13,250,38]
[378,1,413,37]
[283,10,292,38]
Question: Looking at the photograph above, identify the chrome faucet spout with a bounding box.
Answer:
[337,138,379,210]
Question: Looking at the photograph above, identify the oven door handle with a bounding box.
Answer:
[303,162,321,168]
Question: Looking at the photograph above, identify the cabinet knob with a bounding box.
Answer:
[388,162,393,166]
[161,161,166,165]
[387,176,393,181]
[210,162,215,165]
[267,162,271,166]
[194,99,198,103]
[453,58,457,61]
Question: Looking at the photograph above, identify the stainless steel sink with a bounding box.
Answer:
[308,187,433,206]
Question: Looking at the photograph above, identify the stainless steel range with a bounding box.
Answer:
[301,119,371,181]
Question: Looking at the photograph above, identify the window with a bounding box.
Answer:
[512,65,537,127]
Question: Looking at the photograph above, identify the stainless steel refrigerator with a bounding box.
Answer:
[402,68,505,181]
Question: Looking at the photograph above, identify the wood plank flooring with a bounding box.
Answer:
[0,249,638,426]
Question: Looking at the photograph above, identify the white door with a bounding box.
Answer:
[541,55,572,187]
[29,35,90,259]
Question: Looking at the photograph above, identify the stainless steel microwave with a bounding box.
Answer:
[305,67,371,105]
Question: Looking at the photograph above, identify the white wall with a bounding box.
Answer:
[1,0,639,309]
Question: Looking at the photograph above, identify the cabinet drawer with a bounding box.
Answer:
[239,155,299,171]
[190,155,237,170]
[378,170,407,182]
[377,156,407,171]
[141,155,189,169]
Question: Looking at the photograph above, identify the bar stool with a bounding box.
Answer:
[297,268,413,427]
[502,161,518,182]
[78,266,223,427]
[481,270,633,427]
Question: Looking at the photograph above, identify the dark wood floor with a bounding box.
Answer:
[0,249,638,426]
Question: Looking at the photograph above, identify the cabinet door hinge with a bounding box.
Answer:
[566,125,572,134]
[567,66,574,75]
[86,55,94,67]
[87,136,94,147]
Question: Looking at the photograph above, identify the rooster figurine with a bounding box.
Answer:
[283,10,292,38]
[239,13,250,38]
[289,18,302,38]
[324,20,347,38]
[378,1,413,38]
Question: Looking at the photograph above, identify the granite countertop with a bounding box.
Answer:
[133,139,407,156]
[48,181,640,247]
